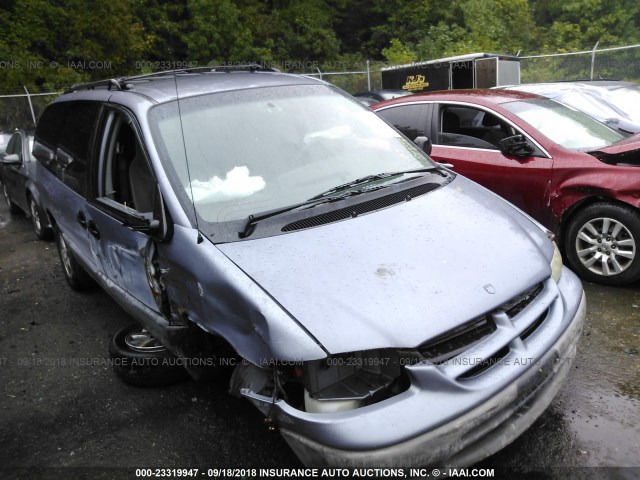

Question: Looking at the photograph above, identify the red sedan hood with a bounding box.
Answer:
[590,134,640,166]
[591,134,640,155]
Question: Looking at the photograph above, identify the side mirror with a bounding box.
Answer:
[33,141,55,164]
[499,134,534,158]
[93,188,171,243]
[413,136,432,156]
[55,148,73,168]
[1,153,21,166]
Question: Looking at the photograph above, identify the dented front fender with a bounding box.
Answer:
[157,225,327,364]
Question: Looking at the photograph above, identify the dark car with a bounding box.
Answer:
[501,80,640,135]
[373,89,640,286]
[32,68,584,467]
[0,129,52,239]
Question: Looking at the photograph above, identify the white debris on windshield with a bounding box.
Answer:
[187,166,265,203]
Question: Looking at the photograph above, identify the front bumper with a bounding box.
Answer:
[244,268,586,467]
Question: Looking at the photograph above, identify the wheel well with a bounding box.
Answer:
[45,209,57,230]
[558,196,639,252]
[25,189,33,206]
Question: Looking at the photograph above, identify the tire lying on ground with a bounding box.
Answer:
[109,323,190,387]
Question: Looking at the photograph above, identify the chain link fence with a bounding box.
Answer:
[0,89,61,132]
[301,61,385,93]
[516,44,640,83]
[302,44,640,93]
[1,45,639,132]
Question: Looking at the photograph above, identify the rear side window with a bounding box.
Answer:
[5,133,22,159]
[36,101,101,196]
[376,104,429,141]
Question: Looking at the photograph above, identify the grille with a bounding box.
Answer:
[501,283,544,318]
[415,282,545,369]
[459,345,511,379]
[520,311,548,342]
[281,183,440,232]
[418,316,497,364]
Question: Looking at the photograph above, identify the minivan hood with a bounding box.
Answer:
[217,176,552,354]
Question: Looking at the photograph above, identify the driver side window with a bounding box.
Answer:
[100,113,156,213]
[437,106,515,150]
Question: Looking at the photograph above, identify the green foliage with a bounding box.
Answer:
[270,0,341,64]
[0,0,151,90]
[382,39,416,64]
[1,0,640,94]
[185,0,257,63]
[531,0,640,51]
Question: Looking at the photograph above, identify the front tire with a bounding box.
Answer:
[564,202,640,286]
[29,196,53,240]
[3,183,20,214]
[55,228,93,290]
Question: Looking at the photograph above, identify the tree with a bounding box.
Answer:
[270,0,341,65]
[531,0,640,51]
[185,0,257,64]
[0,0,151,90]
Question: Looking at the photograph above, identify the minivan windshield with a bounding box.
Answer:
[149,84,434,224]
[502,97,623,151]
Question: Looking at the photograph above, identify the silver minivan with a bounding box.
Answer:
[33,67,586,467]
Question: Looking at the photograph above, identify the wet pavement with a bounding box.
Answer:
[0,202,638,479]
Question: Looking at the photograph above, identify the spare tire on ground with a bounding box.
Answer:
[109,323,190,387]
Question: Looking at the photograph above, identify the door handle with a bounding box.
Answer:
[87,221,101,239]
[77,211,87,229]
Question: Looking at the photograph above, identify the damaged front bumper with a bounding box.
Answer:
[242,269,586,467]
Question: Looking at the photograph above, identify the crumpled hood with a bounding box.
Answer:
[590,134,640,166]
[217,176,553,354]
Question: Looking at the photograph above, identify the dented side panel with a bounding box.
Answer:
[548,155,640,229]
[86,202,160,313]
[156,225,327,364]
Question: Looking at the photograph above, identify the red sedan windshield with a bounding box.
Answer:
[503,98,623,151]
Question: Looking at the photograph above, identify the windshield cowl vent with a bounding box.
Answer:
[281,183,440,232]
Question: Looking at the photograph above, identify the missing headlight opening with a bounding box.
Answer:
[302,350,405,413]
[231,350,412,414]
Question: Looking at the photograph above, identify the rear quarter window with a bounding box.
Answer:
[35,101,101,196]
[377,104,429,141]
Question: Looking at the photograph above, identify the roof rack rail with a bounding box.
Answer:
[66,64,280,93]
[210,64,280,73]
[67,78,125,93]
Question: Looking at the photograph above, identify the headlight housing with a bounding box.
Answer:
[551,241,563,282]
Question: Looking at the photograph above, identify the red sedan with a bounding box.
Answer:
[373,89,640,286]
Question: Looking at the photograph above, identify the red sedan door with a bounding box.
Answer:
[429,103,554,227]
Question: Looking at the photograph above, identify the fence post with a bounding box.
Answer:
[590,41,599,80]
[23,85,37,125]
[367,60,371,90]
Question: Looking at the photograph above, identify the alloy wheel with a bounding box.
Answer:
[575,216,636,276]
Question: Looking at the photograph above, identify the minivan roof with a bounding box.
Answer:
[65,67,325,104]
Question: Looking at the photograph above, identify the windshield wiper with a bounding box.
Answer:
[237,167,442,239]
[308,167,441,201]
[237,192,367,239]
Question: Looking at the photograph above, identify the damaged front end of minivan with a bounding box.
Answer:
[225,274,584,468]
[179,175,587,468]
